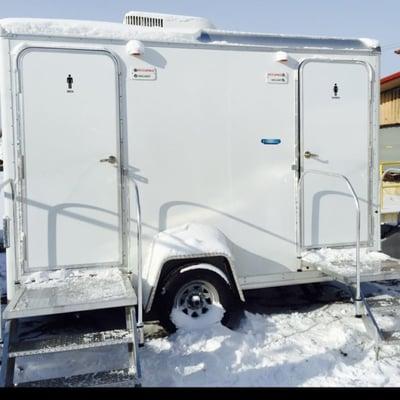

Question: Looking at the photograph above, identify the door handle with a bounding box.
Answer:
[304,151,318,159]
[100,155,117,164]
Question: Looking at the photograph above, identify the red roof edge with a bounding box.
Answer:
[381,71,400,85]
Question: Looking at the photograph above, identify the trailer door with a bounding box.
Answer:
[300,60,371,248]
[18,48,123,271]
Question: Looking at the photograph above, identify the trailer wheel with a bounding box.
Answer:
[158,267,240,333]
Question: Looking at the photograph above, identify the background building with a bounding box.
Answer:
[380,71,400,162]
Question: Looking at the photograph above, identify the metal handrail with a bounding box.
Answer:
[297,169,362,316]
[129,178,144,345]
[0,179,16,344]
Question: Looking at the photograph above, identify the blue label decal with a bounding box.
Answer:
[261,138,281,145]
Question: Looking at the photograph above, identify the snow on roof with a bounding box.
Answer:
[0,17,380,52]
[0,18,197,43]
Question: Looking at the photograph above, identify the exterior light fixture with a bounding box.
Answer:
[275,51,288,63]
[126,39,145,56]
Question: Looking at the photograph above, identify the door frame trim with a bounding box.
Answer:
[14,45,127,273]
[296,58,374,250]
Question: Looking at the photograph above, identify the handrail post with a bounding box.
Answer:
[297,169,362,317]
[0,179,15,344]
[129,178,144,346]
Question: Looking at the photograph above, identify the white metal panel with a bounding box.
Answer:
[2,35,380,295]
[126,47,298,277]
[19,49,122,270]
[300,60,370,247]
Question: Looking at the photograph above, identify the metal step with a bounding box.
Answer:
[18,368,138,387]
[342,281,400,356]
[9,329,132,357]
[3,268,137,320]
[381,330,400,343]
[361,294,400,354]
[301,251,400,284]
[365,296,400,310]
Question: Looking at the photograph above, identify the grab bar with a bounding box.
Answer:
[297,170,362,316]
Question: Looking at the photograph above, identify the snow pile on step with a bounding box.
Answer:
[22,267,127,302]
[302,248,390,276]
[171,303,225,331]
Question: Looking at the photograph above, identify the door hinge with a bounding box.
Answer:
[18,155,25,180]
[20,232,26,262]
[3,216,10,248]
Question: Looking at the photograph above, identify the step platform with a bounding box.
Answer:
[301,248,400,358]
[1,267,141,386]
[3,267,137,320]
[9,329,133,357]
[301,248,400,284]
[363,294,400,346]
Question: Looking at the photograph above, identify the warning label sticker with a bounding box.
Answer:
[266,72,288,84]
[130,67,157,81]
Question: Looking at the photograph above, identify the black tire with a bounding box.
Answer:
[157,267,242,333]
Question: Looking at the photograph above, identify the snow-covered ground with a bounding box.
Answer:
[3,275,400,387]
[138,282,400,387]
[1,233,400,386]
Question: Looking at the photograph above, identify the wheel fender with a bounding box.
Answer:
[143,223,245,313]
[179,263,230,285]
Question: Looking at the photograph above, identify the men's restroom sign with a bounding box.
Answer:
[332,83,340,99]
[67,74,74,93]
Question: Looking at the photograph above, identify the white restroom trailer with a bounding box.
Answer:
[1,12,400,384]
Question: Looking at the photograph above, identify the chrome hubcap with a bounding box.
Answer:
[174,280,220,319]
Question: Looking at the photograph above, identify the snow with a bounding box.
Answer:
[145,223,236,309]
[23,267,125,291]
[16,267,128,309]
[0,18,377,51]
[147,223,233,266]
[302,248,390,276]
[2,235,400,386]
[360,38,380,49]
[171,303,225,331]
[3,271,400,386]
[139,282,400,387]
[138,283,400,387]
[0,18,198,43]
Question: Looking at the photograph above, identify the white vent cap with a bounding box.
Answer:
[124,11,215,32]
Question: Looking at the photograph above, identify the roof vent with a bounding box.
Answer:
[125,14,164,28]
[123,11,215,32]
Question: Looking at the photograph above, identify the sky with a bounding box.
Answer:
[0,0,399,77]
